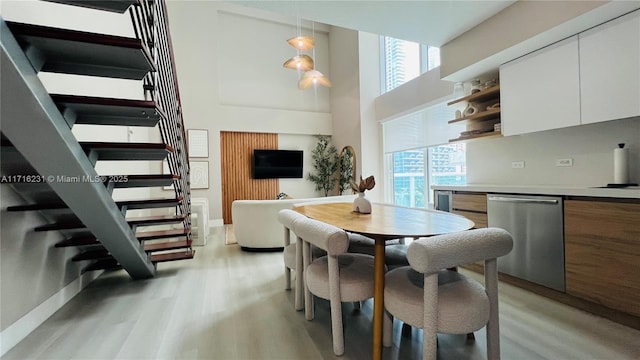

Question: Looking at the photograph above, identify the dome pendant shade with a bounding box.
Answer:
[287,36,315,51]
[283,55,314,71]
[298,70,332,90]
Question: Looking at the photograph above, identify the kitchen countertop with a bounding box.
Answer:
[431,184,640,199]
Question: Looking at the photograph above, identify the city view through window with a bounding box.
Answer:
[382,36,440,93]
[382,35,463,208]
[392,144,466,208]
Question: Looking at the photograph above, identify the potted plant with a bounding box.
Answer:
[307,135,338,197]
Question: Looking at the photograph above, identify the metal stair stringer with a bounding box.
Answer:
[0,19,155,279]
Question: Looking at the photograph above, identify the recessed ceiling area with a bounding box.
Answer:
[229,1,517,46]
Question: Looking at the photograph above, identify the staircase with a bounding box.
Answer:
[0,0,193,279]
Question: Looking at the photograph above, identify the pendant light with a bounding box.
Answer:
[298,69,331,89]
[286,36,315,51]
[283,18,331,89]
[283,54,314,71]
[299,21,331,89]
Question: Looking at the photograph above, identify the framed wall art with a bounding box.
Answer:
[187,129,209,158]
[189,161,209,189]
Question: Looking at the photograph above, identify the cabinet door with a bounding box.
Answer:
[580,10,640,124]
[500,36,581,136]
[452,193,487,212]
[565,199,640,317]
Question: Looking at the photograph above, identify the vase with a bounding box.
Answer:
[353,192,372,214]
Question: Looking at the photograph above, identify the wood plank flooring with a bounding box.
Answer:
[3,228,640,359]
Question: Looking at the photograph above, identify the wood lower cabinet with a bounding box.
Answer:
[452,192,487,228]
[564,199,640,317]
[452,192,488,272]
[452,210,488,228]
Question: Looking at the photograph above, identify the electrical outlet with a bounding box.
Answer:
[556,158,573,167]
[512,161,525,169]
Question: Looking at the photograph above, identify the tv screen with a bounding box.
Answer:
[252,149,303,179]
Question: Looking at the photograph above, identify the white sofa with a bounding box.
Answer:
[231,195,356,250]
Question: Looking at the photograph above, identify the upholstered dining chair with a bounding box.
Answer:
[347,233,410,270]
[382,228,513,360]
[278,209,308,311]
[294,215,377,356]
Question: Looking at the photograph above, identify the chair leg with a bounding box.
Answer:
[303,240,314,321]
[294,238,304,311]
[294,275,304,311]
[422,275,438,360]
[329,296,344,356]
[485,259,501,360]
[383,310,393,347]
[285,266,291,290]
[327,256,344,356]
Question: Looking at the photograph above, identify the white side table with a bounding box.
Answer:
[190,197,209,246]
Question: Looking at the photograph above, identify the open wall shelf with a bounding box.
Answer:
[447,84,501,142]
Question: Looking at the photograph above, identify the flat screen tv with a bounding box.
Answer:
[252,149,303,179]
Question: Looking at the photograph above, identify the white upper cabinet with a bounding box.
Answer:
[500,36,581,136]
[579,10,640,124]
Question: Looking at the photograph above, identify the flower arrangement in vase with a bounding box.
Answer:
[350,175,375,214]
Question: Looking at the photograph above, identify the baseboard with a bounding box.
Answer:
[0,270,102,356]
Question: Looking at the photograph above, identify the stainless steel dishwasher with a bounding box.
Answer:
[487,194,565,291]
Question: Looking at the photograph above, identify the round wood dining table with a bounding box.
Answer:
[294,202,475,360]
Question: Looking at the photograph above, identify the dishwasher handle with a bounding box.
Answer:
[487,196,559,205]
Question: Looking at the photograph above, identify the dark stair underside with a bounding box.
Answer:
[144,240,192,252]
[118,196,183,210]
[56,236,100,248]
[72,249,111,262]
[127,213,188,227]
[82,258,122,273]
[36,214,187,232]
[151,250,195,263]
[80,142,173,161]
[82,249,195,272]
[6,21,155,80]
[56,226,190,247]
[44,0,138,13]
[136,228,190,241]
[51,94,164,127]
[110,174,179,188]
[73,239,192,262]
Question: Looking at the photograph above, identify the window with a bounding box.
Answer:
[381,36,441,93]
[389,144,465,208]
[391,149,427,207]
[382,100,466,208]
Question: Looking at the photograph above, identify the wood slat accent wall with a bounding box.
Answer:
[220,131,278,224]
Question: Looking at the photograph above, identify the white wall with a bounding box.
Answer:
[439,1,639,81]
[329,26,362,178]
[467,117,640,186]
[374,67,454,122]
[166,1,339,220]
[357,32,384,202]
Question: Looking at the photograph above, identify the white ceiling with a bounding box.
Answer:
[230,1,517,46]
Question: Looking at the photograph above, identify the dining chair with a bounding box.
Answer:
[294,215,377,356]
[277,209,308,311]
[382,228,513,360]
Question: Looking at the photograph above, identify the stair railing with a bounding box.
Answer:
[129,0,192,233]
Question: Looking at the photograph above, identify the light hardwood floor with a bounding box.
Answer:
[3,229,640,360]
